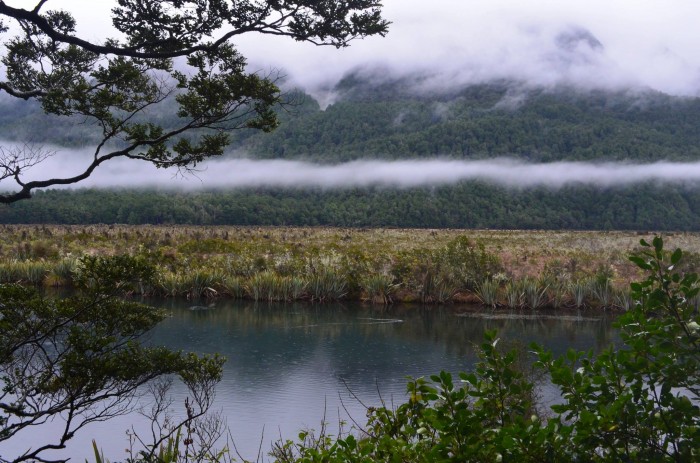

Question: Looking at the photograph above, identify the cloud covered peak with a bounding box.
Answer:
[233,0,700,99]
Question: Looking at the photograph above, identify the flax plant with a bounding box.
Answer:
[361,274,398,305]
[503,279,524,309]
[476,279,500,309]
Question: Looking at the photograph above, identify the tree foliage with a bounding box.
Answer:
[0,1,388,203]
[0,254,224,463]
[241,82,700,163]
[272,237,700,462]
[4,183,700,231]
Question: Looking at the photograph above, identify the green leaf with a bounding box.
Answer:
[671,248,683,265]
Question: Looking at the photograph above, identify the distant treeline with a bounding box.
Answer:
[2,184,700,230]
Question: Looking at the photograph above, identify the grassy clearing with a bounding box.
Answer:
[2,225,700,309]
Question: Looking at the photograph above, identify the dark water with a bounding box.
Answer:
[1,300,616,461]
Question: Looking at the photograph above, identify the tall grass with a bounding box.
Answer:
[569,279,591,309]
[522,277,549,310]
[361,274,398,305]
[420,272,457,304]
[181,271,220,299]
[307,269,347,302]
[0,260,49,285]
[49,258,78,286]
[220,275,246,299]
[590,279,613,309]
[246,271,308,302]
[476,279,500,309]
[503,280,524,309]
[550,281,570,309]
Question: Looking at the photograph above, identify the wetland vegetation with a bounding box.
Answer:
[4,224,700,311]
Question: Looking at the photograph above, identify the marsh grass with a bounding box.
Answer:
[503,280,524,309]
[246,272,307,302]
[613,289,633,311]
[522,277,549,310]
[158,272,182,297]
[48,258,78,286]
[0,225,684,309]
[476,279,500,309]
[181,271,220,299]
[361,274,398,305]
[308,269,347,302]
[550,281,570,309]
[569,279,591,309]
[220,275,246,299]
[0,260,49,285]
[590,279,613,309]
[420,272,457,304]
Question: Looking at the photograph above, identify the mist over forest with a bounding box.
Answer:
[3,68,700,229]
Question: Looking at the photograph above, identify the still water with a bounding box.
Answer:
[3,300,616,461]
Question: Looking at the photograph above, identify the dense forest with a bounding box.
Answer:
[2,77,700,228]
[244,79,700,162]
[2,183,699,230]
[4,78,700,162]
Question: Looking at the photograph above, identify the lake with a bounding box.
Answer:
[1,300,616,462]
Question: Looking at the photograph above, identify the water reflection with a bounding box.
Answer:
[2,300,616,461]
[146,300,616,459]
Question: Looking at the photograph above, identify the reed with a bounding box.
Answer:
[287,276,307,301]
[221,275,246,299]
[182,271,219,299]
[245,271,307,302]
[157,272,182,297]
[613,288,633,311]
[246,271,279,301]
[550,281,570,309]
[419,271,457,304]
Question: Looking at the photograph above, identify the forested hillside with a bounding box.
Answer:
[245,79,700,162]
[3,77,700,229]
[3,78,700,162]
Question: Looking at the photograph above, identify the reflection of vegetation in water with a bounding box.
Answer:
[153,299,616,367]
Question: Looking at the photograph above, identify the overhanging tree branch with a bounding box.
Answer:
[0,1,389,203]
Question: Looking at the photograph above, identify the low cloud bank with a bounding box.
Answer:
[14,156,700,191]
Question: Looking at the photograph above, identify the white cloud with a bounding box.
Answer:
[5,1,700,97]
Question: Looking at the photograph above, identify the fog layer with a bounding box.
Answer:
[14,155,700,191]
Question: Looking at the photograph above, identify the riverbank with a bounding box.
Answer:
[2,225,700,309]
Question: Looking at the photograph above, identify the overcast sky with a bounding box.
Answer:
[12,0,700,99]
